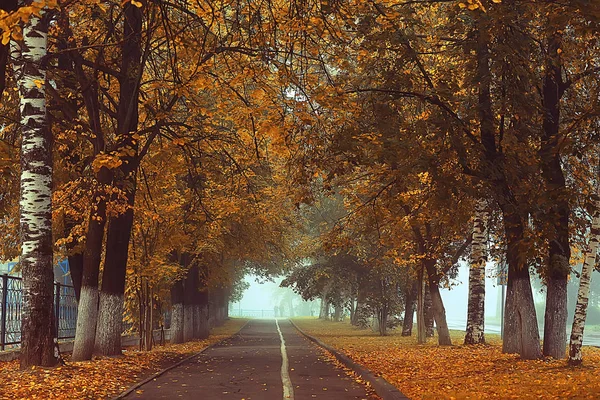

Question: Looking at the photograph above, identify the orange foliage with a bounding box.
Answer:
[294,318,600,399]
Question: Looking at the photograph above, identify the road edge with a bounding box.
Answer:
[289,319,409,400]
[110,319,251,400]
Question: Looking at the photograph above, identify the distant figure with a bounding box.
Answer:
[274,305,279,318]
[310,309,314,317]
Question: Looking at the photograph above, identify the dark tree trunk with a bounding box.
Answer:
[424,260,452,346]
[428,284,452,345]
[333,304,342,322]
[501,210,542,359]
[95,3,142,356]
[196,289,210,339]
[378,306,388,336]
[424,284,435,338]
[0,1,17,97]
[216,287,227,325]
[402,281,418,336]
[319,284,331,320]
[71,192,106,360]
[352,287,366,326]
[95,186,135,356]
[540,31,569,360]
[170,278,185,344]
[72,167,111,361]
[56,4,111,360]
[68,253,83,302]
[183,259,196,342]
[417,272,426,344]
[474,15,541,360]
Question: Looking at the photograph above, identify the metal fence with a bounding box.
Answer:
[1,274,78,350]
[228,309,276,318]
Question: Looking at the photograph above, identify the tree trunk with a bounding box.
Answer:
[348,295,356,324]
[196,289,210,339]
[428,284,452,345]
[94,3,142,356]
[333,304,342,322]
[217,287,227,326]
[195,265,209,339]
[417,270,427,344]
[183,263,196,342]
[319,285,330,320]
[465,199,488,345]
[424,284,435,338]
[68,253,83,301]
[424,259,452,345]
[540,31,569,360]
[473,15,542,359]
[501,210,542,359]
[143,282,153,351]
[12,4,58,368]
[568,199,600,365]
[170,278,185,344]
[95,183,135,356]
[378,306,388,336]
[402,280,418,336]
[352,287,366,326]
[72,169,110,361]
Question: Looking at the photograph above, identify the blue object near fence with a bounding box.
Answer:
[0,274,78,350]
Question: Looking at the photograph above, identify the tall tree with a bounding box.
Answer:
[95,1,143,356]
[11,0,58,368]
[465,200,488,344]
[569,196,600,365]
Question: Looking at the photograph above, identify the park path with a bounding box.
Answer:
[124,319,378,400]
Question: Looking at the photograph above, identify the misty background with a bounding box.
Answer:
[231,262,600,345]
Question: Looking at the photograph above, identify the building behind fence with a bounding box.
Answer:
[0,274,78,350]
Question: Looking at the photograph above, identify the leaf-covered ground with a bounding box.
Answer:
[0,319,248,400]
[293,318,600,399]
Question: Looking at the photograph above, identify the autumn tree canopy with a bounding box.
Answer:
[1,0,600,371]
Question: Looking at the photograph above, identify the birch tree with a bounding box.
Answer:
[569,197,600,365]
[11,0,57,368]
[465,200,488,344]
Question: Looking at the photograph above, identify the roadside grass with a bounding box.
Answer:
[0,318,248,400]
[292,317,600,399]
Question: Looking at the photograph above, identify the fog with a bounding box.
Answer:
[232,263,506,322]
[234,275,285,311]
[232,264,600,345]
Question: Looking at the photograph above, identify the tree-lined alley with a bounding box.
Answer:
[1,0,600,394]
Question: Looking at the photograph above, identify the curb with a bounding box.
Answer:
[111,319,250,400]
[289,319,409,400]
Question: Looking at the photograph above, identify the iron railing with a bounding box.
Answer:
[0,274,78,350]
[228,309,275,318]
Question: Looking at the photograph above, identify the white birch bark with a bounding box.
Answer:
[72,287,98,360]
[94,292,123,355]
[568,198,600,365]
[171,303,184,343]
[465,199,488,344]
[183,304,194,342]
[12,4,57,368]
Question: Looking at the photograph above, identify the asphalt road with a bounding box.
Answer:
[125,319,378,400]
